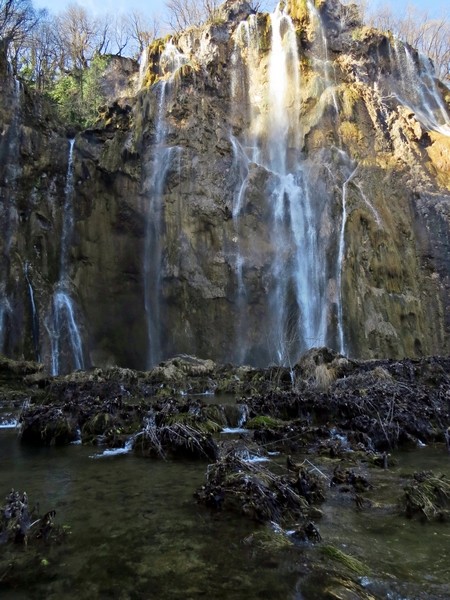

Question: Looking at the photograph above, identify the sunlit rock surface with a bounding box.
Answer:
[0,0,449,372]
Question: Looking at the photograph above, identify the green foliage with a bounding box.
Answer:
[47,54,109,129]
[246,415,285,430]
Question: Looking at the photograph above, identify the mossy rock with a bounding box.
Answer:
[321,545,370,577]
[246,415,286,430]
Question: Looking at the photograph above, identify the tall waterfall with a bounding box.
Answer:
[49,139,85,375]
[230,2,329,365]
[391,39,450,136]
[0,78,21,354]
[306,0,339,114]
[144,41,187,368]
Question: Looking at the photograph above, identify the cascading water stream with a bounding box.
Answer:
[0,292,12,353]
[337,163,358,355]
[137,46,149,91]
[306,0,339,114]
[24,262,40,362]
[143,41,187,368]
[60,139,75,277]
[50,139,85,375]
[231,3,329,364]
[391,39,450,136]
[50,291,84,375]
[0,78,22,353]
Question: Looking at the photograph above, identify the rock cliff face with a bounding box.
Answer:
[0,0,449,372]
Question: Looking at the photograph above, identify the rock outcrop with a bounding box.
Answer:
[0,0,449,373]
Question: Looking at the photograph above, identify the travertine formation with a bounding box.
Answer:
[0,0,449,372]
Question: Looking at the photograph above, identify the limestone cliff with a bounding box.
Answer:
[0,0,449,373]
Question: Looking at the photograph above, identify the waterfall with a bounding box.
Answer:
[337,163,358,355]
[355,182,382,227]
[137,46,149,91]
[306,0,339,114]
[0,291,12,353]
[144,41,187,368]
[231,3,329,365]
[0,78,22,354]
[49,139,85,375]
[24,262,40,362]
[50,289,84,375]
[391,39,450,136]
[60,139,75,277]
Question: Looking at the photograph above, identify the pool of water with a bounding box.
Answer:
[316,446,450,599]
[1,420,450,599]
[0,430,300,600]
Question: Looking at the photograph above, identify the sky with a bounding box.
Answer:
[32,0,449,24]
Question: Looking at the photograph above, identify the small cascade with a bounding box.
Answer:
[143,41,187,368]
[355,182,382,227]
[306,0,339,114]
[91,434,136,458]
[24,262,40,362]
[231,3,329,364]
[337,163,358,355]
[137,46,149,91]
[221,403,249,434]
[0,289,12,353]
[50,288,84,376]
[391,39,450,136]
[60,139,75,277]
[49,139,85,375]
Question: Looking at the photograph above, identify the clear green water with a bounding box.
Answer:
[316,447,450,599]
[1,425,450,599]
[0,430,299,600]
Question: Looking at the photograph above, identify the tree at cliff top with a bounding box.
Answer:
[165,0,273,31]
[345,0,450,82]
[0,0,44,70]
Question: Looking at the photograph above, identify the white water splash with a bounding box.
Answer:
[221,403,249,433]
[239,449,269,463]
[0,417,19,429]
[91,435,135,459]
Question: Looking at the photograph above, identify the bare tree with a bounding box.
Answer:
[54,4,111,71]
[165,0,221,32]
[14,14,60,90]
[0,0,44,71]
[125,10,159,58]
[344,1,450,82]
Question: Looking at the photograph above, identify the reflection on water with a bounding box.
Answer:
[1,431,450,599]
